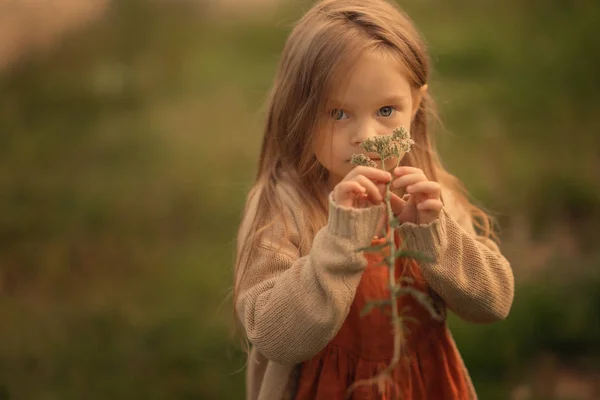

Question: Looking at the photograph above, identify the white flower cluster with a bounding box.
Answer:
[350,126,414,168]
[350,154,377,168]
[392,126,414,153]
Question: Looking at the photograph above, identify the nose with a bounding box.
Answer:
[350,119,379,145]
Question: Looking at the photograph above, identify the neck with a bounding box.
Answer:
[326,173,343,193]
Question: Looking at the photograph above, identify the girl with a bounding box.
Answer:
[233,0,514,399]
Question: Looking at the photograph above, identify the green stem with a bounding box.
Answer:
[382,158,402,368]
[346,138,419,398]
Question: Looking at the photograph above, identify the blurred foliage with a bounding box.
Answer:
[0,0,599,398]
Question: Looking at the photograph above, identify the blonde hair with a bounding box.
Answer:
[233,0,498,343]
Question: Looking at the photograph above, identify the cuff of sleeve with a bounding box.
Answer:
[397,207,449,255]
[327,192,385,241]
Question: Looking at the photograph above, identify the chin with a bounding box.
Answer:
[332,165,352,178]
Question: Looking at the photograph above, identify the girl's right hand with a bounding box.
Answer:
[333,166,392,208]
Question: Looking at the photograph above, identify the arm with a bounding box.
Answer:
[236,195,384,365]
[398,207,514,323]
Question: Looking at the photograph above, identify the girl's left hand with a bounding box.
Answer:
[389,166,443,225]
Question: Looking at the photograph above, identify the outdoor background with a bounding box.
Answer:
[1,0,599,399]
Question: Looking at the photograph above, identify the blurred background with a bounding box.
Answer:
[1,0,599,399]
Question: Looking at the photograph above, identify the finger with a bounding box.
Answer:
[342,181,366,196]
[391,173,427,190]
[355,175,384,203]
[394,166,425,177]
[347,166,392,183]
[406,181,441,199]
[417,199,443,212]
[406,191,417,207]
[334,181,366,207]
[356,192,369,208]
[417,199,443,224]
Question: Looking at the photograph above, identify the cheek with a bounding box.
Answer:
[314,121,336,146]
[391,111,413,131]
[397,109,412,122]
[311,130,331,164]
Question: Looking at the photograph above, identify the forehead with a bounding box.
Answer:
[326,49,413,106]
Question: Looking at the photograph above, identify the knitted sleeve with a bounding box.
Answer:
[397,197,514,323]
[235,193,385,365]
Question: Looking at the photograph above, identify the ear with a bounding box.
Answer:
[411,84,428,120]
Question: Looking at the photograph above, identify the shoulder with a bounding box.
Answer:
[237,175,307,254]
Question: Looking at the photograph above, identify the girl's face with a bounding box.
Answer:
[313,49,425,190]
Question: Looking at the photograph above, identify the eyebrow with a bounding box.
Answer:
[379,95,409,106]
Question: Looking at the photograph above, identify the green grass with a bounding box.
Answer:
[1,0,599,398]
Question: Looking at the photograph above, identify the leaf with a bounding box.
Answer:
[360,299,391,317]
[392,286,416,297]
[356,241,391,253]
[390,218,400,229]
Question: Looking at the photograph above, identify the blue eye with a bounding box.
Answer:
[331,109,349,120]
[378,106,394,117]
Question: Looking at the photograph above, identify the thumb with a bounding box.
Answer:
[389,192,407,215]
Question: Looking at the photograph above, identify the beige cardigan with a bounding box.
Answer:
[235,178,514,400]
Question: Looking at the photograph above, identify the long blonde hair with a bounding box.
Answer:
[233,0,498,339]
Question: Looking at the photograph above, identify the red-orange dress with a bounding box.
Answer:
[294,233,472,400]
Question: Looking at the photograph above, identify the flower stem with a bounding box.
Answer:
[346,157,405,398]
[383,157,402,368]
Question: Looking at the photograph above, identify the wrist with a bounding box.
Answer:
[328,192,385,240]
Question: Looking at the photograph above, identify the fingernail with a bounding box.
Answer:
[407,185,413,192]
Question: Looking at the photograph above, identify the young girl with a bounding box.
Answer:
[234,0,514,399]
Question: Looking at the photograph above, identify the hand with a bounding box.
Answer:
[333,166,392,208]
[389,166,442,224]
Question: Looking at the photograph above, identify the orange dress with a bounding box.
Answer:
[294,233,472,400]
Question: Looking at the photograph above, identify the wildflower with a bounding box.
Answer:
[346,127,435,397]
[357,126,414,164]
[350,154,377,168]
[360,136,396,160]
[392,126,414,154]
